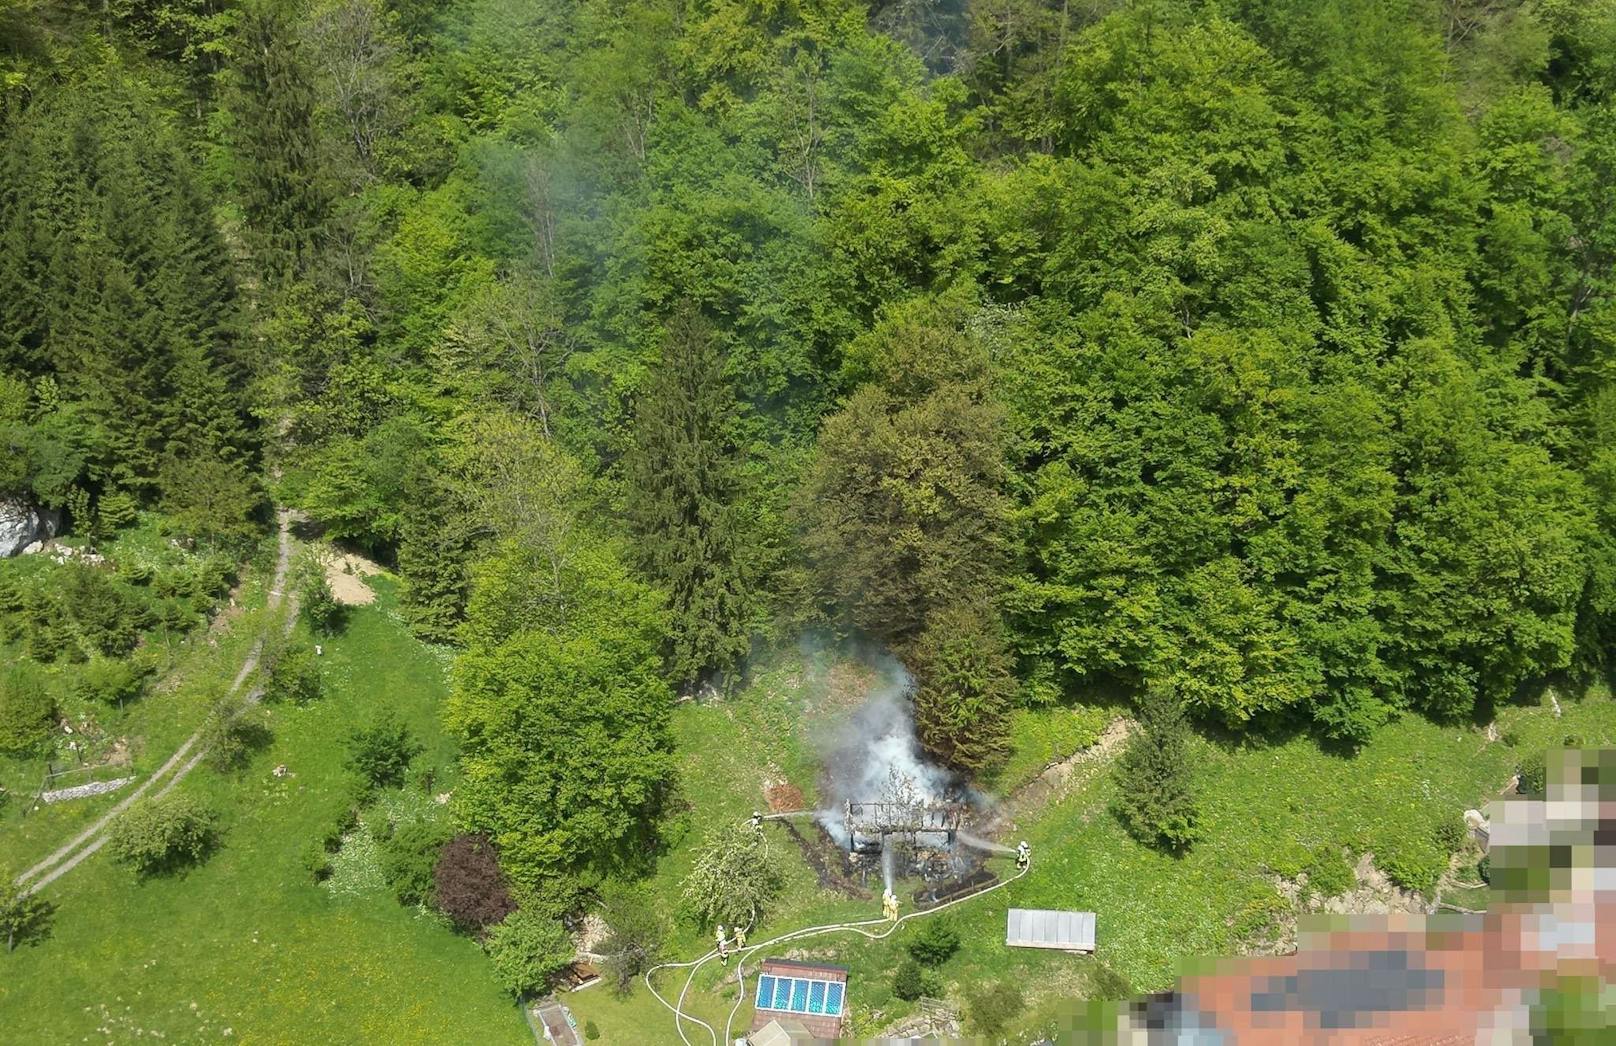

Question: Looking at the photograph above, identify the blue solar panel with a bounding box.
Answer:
[757,974,846,1017]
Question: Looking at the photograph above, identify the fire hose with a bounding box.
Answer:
[643,855,1032,1046]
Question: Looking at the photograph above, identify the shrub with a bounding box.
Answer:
[73,656,146,707]
[599,883,666,995]
[583,1020,599,1041]
[964,979,1025,1037]
[1,874,55,952]
[485,908,575,997]
[434,833,515,934]
[345,712,422,789]
[0,659,54,753]
[1433,814,1468,855]
[107,796,217,877]
[62,564,146,657]
[1115,691,1200,852]
[298,557,346,636]
[1305,845,1356,898]
[381,818,453,905]
[201,700,273,772]
[263,641,322,705]
[1374,836,1444,895]
[1478,855,1491,884]
[907,918,959,967]
[1518,751,1547,796]
[892,957,927,1001]
[680,823,782,929]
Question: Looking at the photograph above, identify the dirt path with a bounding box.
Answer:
[15,510,298,896]
[981,715,1134,839]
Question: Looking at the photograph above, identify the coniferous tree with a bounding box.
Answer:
[625,309,754,692]
[226,1,331,282]
[910,603,1015,772]
[1115,690,1200,853]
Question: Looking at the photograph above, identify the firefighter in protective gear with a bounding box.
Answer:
[716,924,729,966]
[882,889,900,922]
[1016,840,1031,870]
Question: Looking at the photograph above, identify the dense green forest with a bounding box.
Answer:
[3,0,1614,926]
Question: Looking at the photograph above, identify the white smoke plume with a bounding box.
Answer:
[815,653,955,845]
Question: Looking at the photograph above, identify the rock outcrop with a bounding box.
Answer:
[0,495,60,557]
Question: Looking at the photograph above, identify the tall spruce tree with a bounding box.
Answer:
[625,310,753,691]
[1115,690,1201,853]
[0,72,254,514]
[226,1,330,282]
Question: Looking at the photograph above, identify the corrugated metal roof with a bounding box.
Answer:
[1006,908,1096,951]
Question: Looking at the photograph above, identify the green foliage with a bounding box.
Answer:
[1115,693,1201,853]
[72,656,148,707]
[1303,846,1355,899]
[201,699,273,773]
[1433,814,1468,855]
[296,554,346,636]
[380,817,453,906]
[583,1020,599,1041]
[1373,834,1446,896]
[0,875,53,953]
[964,978,1026,1037]
[484,907,574,997]
[625,309,755,691]
[158,456,265,551]
[263,641,324,706]
[107,796,218,877]
[910,603,1015,772]
[597,882,665,996]
[0,659,54,753]
[448,537,674,896]
[891,957,928,1001]
[679,823,782,930]
[800,304,1009,649]
[344,711,422,789]
[906,917,960,967]
[1519,751,1548,795]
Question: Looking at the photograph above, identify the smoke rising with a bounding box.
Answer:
[816,653,955,845]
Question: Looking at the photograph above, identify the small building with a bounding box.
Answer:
[749,959,847,1041]
[1006,908,1097,953]
[747,1017,817,1046]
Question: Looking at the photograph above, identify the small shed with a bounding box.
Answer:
[749,959,847,1041]
[1006,908,1096,953]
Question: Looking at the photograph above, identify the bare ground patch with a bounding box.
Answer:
[324,550,382,606]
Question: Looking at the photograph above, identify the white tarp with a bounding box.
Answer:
[1005,907,1096,952]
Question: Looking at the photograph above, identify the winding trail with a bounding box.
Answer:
[14,510,297,896]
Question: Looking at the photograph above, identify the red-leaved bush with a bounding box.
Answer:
[433,833,515,934]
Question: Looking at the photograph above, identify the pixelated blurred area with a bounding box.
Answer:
[1057,749,1615,1043]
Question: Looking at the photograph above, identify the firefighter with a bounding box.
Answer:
[882,889,900,922]
[1016,840,1031,870]
[749,810,763,830]
[715,924,729,966]
[733,924,747,951]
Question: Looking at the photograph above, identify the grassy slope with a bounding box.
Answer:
[0,579,525,1044]
[568,656,1616,1044]
[1,521,278,854]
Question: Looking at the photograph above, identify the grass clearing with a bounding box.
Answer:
[567,657,1616,1043]
[0,577,525,1044]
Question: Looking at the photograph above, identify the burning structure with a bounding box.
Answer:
[811,657,1010,900]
